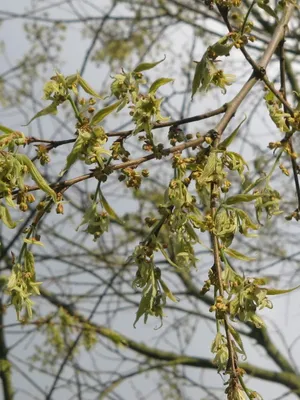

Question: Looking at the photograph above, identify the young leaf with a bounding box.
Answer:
[224,194,260,205]
[78,75,102,99]
[257,0,278,20]
[159,279,177,302]
[197,151,216,186]
[210,36,233,58]
[224,247,255,261]
[266,285,300,295]
[191,57,207,99]
[218,116,247,150]
[90,100,122,126]
[0,125,14,134]
[24,238,44,246]
[15,154,57,201]
[24,102,58,126]
[149,78,174,94]
[59,134,85,176]
[157,243,181,269]
[133,56,165,73]
[228,324,246,359]
[0,204,17,229]
[133,287,153,328]
[116,98,128,112]
[99,189,123,224]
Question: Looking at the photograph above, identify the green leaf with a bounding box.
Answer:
[90,100,122,126]
[242,175,267,194]
[15,154,57,201]
[224,194,260,205]
[224,247,255,261]
[157,243,181,269]
[257,0,278,20]
[0,204,17,228]
[266,285,300,295]
[235,208,258,230]
[24,238,44,246]
[191,57,207,99]
[116,98,128,112]
[78,75,102,99]
[59,134,85,176]
[133,286,153,328]
[0,125,14,134]
[159,279,177,302]
[99,189,123,224]
[210,36,233,57]
[197,151,216,185]
[24,102,58,126]
[228,324,246,358]
[218,116,247,150]
[65,74,77,86]
[149,78,174,94]
[133,56,166,73]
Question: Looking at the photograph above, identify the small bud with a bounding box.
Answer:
[56,203,64,214]
[19,202,28,212]
[37,201,46,210]
[26,193,36,203]
[205,136,213,145]
[142,169,149,177]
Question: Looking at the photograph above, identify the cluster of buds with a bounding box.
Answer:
[56,193,64,214]
[110,139,130,161]
[268,140,297,159]
[168,126,185,145]
[279,163,290,176]
[209,295,228,318]
[16,191,35,212]
[36,144,50,165]
[119,168,142,189]
[288,111,300,131]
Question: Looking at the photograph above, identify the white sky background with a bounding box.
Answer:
[1,1,300,400]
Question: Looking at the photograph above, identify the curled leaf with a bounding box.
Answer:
[0,203,17,228]
[78,75,102,99]
[149,78,174,94]
[15,154,57,201]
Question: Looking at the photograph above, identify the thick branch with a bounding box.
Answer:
[40,287,300,394]
[0,299,14,400]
